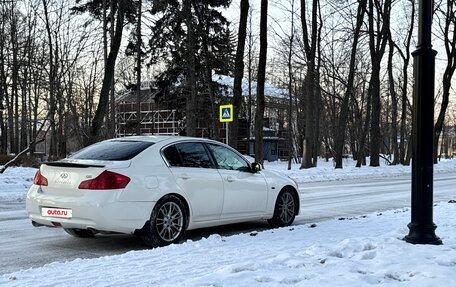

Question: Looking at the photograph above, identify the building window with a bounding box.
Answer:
[271,142,277,155]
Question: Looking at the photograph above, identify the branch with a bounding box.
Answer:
[0,119,51,173]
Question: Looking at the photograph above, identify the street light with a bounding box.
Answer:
[404,0,442,245]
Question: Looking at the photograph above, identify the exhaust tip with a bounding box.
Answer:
[87,228,99,235]
[32,220,44,227]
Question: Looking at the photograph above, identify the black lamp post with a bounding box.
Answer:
[404,0,442,245]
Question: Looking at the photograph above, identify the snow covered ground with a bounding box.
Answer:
[264,157,456,184]
[0,167,36,201]
[0,160,455,286]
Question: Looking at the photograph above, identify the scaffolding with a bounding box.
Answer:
[115,87,178,137]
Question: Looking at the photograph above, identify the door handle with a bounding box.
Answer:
[226,176,235,182]
[178,174,190,180]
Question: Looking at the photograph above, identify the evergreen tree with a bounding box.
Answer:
[148,0,234,137]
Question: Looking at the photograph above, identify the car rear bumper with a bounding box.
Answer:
[26,185,155,234]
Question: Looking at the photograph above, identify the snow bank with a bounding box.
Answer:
[2,201,455,286]
[0,167,36,201]
[264,158,456,184]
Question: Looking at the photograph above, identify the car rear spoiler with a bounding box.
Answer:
[44,162,106,168]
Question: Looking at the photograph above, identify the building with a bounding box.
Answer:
[115,81,179,137]
[437,125,456,159]
[115,75,293,161]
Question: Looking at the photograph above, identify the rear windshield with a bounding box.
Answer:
[70,140,154,161]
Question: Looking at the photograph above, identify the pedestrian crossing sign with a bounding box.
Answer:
[219,104,233,122]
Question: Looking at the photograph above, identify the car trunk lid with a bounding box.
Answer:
[39,159,131,196]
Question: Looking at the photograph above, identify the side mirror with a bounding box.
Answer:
[251,162,262,173]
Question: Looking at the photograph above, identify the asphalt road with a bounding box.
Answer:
[1,172,455,275]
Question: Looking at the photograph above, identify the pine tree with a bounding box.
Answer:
[148,0,234,137]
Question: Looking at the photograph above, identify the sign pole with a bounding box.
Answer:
[219,104,233,145]
[226,123,229,144]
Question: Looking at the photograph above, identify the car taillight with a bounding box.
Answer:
[33,170,48,186]
[78,170,130,190]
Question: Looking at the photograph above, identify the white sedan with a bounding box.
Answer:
[26,136,300,247]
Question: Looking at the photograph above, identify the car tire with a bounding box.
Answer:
[64,228,95,238]
[268,187,297,228]
[142,194,188,247]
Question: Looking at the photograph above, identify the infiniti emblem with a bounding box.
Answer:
[60,173,69,179]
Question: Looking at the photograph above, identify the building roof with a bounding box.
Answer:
[116,82,161,103]
[212,74,289,99]
[116,74,290,104]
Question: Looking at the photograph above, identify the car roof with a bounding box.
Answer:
[109,135,215,144]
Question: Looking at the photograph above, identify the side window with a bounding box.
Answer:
[163,145,182,167]
[175,142,214,168]
[207,144,250,172]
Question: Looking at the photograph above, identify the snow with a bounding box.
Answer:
[213,74,289,99]
[0,167,36,202]
[1,161,456,286]
[264,158,456,184]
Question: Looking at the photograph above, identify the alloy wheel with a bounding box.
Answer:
[155,202,184,242]
[278,192,295,224]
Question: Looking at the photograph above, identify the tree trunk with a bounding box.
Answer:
[102,0,115,137]
[89,0,126,144]
[287,0,296,170]
[229,0,249,148]
[20,66,28,151]
[42,0,58,158]
[356,84,372,167]
[368,0,391,167]
[300,0,320,169]
[334,0,367,168]
[246,7,254,155]
[10,8,19,154]
[369,67,381,167]
[395,0,415,165]
[387,38,399,165]
[136,0,142,136]
[184,0,197,137]
[0,13,8,154]
[110,0,116,138]
[254,0,268,164]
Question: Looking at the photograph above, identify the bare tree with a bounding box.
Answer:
[386,37,399,164]
[41,0,58,158]
[366,0,391,167]
[89,0,128,143]
[0,1,9,154]
[300,0,321,169]
[254,0,268,164]
[270,0,298,169]
[286,0,296,170]
[334,0,368,168]
[435,0,456,162]
[229,0,249,148]
[389,0,415,165]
